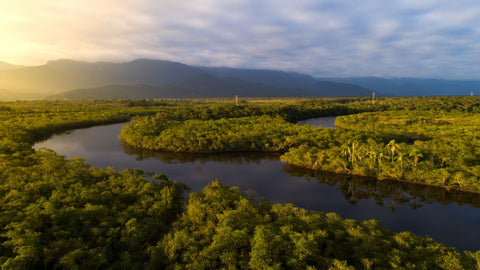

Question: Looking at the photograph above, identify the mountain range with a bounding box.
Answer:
[321,77,478,96]
[0,58,478,100]
[0,61,23,71]
[0,59,371,100]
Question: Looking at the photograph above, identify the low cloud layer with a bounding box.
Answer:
[1,0,480,78]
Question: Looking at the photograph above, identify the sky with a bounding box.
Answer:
[1,0,480,79]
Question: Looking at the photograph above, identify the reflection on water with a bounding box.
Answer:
[34,121,480,251]
[283,166,480,209]
[121,142,280,164]
[297,116,337,128]
[122,137,480,211]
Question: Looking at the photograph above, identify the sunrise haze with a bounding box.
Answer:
[1,0,480,79]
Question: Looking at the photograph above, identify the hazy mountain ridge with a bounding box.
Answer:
[49,78,311,100]
[0,61,23,71]
[199,67,318,90]
[199,67,373,97]
[2,59,480,99]
[321,77,479,96]
[0,59,206,95]
[177,73,312,97]
[0,59,372,99]
[48,84,193,100]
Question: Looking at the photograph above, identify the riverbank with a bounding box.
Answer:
[120,99,480,194]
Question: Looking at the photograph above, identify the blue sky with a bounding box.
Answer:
[1,0,480,78]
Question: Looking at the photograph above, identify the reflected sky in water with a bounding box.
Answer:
[297,116,336,128]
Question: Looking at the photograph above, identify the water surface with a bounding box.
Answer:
[297,116,337,128]
[34,120,480,251]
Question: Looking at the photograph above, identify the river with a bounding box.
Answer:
[34,118,480,251]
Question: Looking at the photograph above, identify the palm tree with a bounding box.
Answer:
[408,148,423,167]
[386,140,399,162]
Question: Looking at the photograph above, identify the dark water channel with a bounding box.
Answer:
[34,118,480,251]
[297,116,337,128]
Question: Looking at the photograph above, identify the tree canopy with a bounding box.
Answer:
[0,97,479,269]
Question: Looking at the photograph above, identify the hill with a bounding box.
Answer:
[0,61,23,71]
[322,77,480,96]
[49,80,310,100]
[201,67,372,96]
[0,59,205,96]
[0,59,372,99]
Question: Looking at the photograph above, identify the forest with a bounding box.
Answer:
[1,98,480,269]
[121,97,480,193]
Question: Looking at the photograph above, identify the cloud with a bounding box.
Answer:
[0,0,479,79]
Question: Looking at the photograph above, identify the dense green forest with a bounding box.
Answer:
[1,98,480,269]
[283,110,480,191]
[121,97,480,193]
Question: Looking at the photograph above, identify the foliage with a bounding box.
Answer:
[1,97,480,269]
[120,96,480,193]
[282,109,480,192]
[121,115,311,152]
[0,100,182,269]
[155,181,471,269]
[0,150,186,269]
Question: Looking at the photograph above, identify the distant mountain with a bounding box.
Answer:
[201,67,372,96]
[3,58,480,99]
[49,80,310,100]
[49,84,193,100]
[321,77,479,96]
[200,67,318,90]
[178,73,312,97]
[0,61,23,71]
[308,81,373,96]
[0,59,205,95]
[0,58,372,100]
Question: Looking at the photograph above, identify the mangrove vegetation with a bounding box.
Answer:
[1,98,480,269]
[120,96,480,193]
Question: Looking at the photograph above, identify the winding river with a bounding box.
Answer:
[34,118,480,251]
